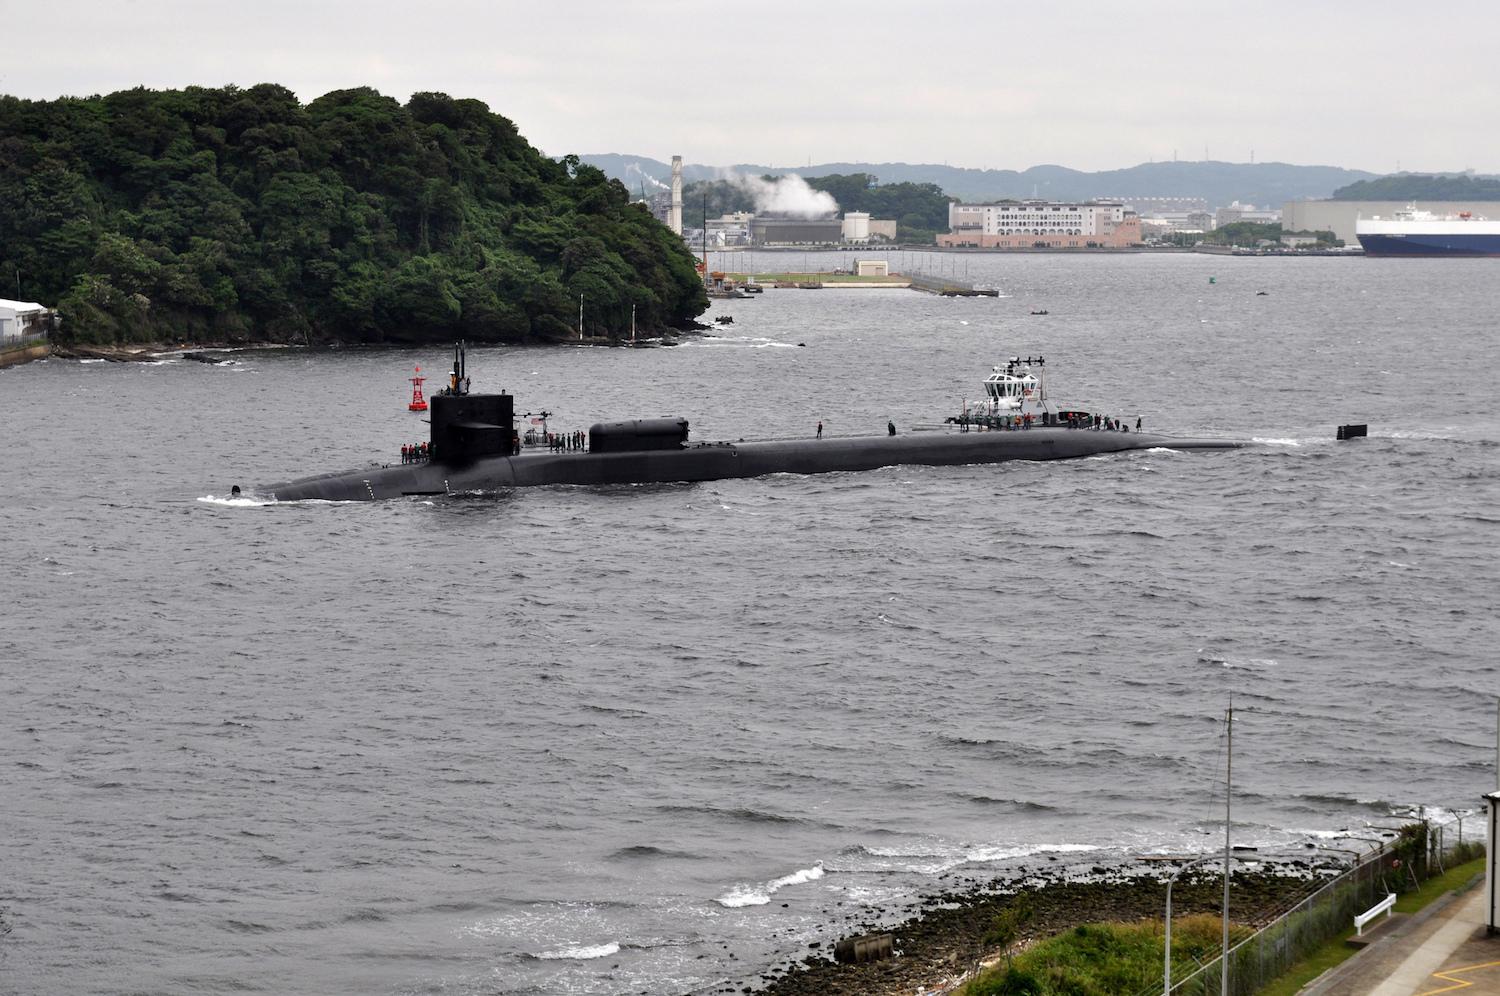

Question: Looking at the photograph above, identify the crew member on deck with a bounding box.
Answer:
[887,420,896,436]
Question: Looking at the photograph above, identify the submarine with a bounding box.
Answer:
[251,344,1243,502]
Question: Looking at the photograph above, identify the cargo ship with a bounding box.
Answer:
[1356,207,1500,257]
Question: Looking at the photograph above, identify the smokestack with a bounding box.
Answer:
[669,156,683,235]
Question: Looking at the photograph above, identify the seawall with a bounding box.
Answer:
[0,341,50,369]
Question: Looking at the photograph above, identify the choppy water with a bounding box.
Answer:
[2,251,1498,995]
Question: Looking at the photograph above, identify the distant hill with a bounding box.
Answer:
[582,154,1382,209]
[1331,173,1500,200]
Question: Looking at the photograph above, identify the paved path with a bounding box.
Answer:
[1304,884,1500,995]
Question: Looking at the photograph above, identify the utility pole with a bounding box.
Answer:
[1223,702,1233,996]
[578,294,583,341]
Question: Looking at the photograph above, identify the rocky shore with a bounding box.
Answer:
[738,858,1336,996]
[48,341,300,363]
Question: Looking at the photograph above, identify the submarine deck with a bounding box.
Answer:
[255,427,1242,502]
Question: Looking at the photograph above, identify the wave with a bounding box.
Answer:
[964,842,1100,864]
[840,841,1100,876]
[531,941,620,960]
[717,862,825,908]
[1197,651,1278,669]
[654,804,800,825]
[197,494,276,507]
[608,845,703,861]
[954,794,1058,812]
[1252,437,1303,446]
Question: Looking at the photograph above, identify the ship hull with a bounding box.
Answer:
[1357,232,1500,257]
[257,429,1242,502]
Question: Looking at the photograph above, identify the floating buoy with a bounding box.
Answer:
[408,366,428,411]
[1209,276,1217,284]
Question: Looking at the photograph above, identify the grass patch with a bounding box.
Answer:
[1394,856,1485,913]
[959,914,1249,996]
[1255,857,1485,996]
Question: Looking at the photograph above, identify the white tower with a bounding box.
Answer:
[669,155,683,235]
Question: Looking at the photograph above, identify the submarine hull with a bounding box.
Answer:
[258,429,1242,502]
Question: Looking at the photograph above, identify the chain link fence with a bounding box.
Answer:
[1153,817,1484,996]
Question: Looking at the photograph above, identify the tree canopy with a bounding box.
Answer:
[1331,174,1500,201]
[0,85,708,344]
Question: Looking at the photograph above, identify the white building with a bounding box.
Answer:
[0,299,48,341]
[939,200,1141,248]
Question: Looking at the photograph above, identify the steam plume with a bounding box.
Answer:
[723,171,839,218]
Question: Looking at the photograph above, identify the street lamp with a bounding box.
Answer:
[1163,854,1249,996]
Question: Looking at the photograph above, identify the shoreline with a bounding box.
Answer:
[44,328,711,363]
[748,857,1337,996]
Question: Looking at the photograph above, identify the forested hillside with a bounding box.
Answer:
[0,85,707,344]
[1331,173,1500,200]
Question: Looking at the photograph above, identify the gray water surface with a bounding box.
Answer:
[2,252,1497,994]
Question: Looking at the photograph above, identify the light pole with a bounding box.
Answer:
[1164,854,1249,995]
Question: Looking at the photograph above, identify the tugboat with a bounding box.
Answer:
[245,345,1243,502]
[931,356,1093,430]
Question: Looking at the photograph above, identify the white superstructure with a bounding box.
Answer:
[1355,206,1498,235]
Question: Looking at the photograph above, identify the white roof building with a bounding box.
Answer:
[0,299,49,341]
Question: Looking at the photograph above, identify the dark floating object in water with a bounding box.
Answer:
[247,346,1245,501]
[1336,423,1368,441]
[1256,291,1269,296]
[1029,309,1049,315]
[714,315,734,324]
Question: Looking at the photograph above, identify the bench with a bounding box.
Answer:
[1354,893,1397,935]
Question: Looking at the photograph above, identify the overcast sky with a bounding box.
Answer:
[6,0,1498,174]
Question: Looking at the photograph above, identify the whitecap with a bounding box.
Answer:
[1198,652,1278,669]
[717,862,824,908]
[964,842,1099,864]
[535,941,620,960]
[197,494,275,507]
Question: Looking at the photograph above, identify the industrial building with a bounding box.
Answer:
[938,201,1142,248]
[706,211,754,246]
[1214,201,1281,228]
[750,217,845,245]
